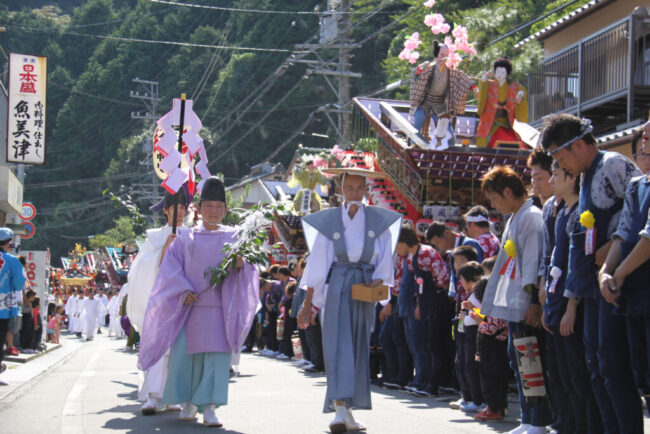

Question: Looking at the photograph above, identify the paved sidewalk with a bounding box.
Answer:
[4,342,62,364]
[1,332,91,401]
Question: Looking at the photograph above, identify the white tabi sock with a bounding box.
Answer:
[506,424,530,434]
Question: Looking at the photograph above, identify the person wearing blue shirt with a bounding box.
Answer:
[0,227,26,386]
[542,113,642,434]
[426,222,482,397]
[600,118,650,416]
[544,162,602,433]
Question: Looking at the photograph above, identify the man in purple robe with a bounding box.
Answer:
[138,177,259,428]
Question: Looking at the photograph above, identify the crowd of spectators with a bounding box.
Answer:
[244,117,650,433]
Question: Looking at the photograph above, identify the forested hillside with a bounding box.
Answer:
[0,0,580,259]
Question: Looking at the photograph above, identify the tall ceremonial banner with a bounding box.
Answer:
[154,95,211,195]
[7,53,47,165]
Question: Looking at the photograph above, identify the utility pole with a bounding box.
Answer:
[338,0,352,146]
[129,78,161,225]
[130,78,160,122]
[293,0,361,147]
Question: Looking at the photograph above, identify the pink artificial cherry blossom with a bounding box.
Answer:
[330,145,345,161]
[431,22,450,35]
[424,13,443,28]
[444,36,456,52]
[404,32,421,51]
[407,51,420,64]
[423,0,436,7]
[312,157,329,168]
[446,51,462,69]
[456,40,477,56]
[452,25,469,42]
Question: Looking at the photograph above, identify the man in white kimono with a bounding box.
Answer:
[64,289,77,332]
[298,168,401,434]
[127,190,188,415]
[107,292,124,338]
[72,291,85,338]
[95,289,109,334]
[82,291,106,341]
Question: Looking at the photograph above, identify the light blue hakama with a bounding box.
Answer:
[162,328,231,410]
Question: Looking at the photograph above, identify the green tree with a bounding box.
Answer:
[88,215,137,250]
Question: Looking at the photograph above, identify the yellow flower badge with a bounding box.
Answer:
[500,240,517,279]
[580,210,597,254]
[579,210,595,229]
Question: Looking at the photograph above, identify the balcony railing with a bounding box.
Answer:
[527,15,648,125]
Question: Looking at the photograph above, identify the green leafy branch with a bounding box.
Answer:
[203,202,286,287]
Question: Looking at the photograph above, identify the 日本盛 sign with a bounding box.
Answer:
[7,53,47,165]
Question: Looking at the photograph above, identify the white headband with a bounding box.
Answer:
[465,214,490,223]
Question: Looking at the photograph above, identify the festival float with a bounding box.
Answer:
[58,244,96,296]
[270,8,535,259]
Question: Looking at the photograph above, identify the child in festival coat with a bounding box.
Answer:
[448,245,479,410]
[458,262,486,413]
[471,277,509,421]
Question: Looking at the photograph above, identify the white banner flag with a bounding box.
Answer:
[7,53,47,165]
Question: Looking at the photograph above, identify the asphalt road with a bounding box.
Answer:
[0,331,648,433]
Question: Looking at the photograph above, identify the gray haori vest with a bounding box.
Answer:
[301,205,401,412]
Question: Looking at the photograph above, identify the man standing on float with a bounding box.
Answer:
[298,167,401,434]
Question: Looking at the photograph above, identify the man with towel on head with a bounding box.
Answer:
[298,167,402,434]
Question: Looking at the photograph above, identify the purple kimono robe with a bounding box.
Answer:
[138,225,259,371]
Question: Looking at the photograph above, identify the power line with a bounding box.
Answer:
[490,0,581,46]
[67,6,176,29]
[218,5,414,176]
[149,0,394,15]
[50,81,140,107]
[204,2,381,132]
[235,117,322,134]
[3,25,303,53]
[39,197,114,216]
[25,172,148,189]
[39,206,124,230]
[200,14,301,121]
[200,1,332,125]
[191,28,231,102]
[263,111,317,163]
[208,74,309,168]
[204,4,385,153]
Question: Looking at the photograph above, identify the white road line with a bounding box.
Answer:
[60,348,102,433]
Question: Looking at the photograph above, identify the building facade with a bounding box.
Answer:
[518,1,650,155]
